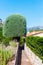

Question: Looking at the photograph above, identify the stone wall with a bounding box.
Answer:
[25,44,43,65]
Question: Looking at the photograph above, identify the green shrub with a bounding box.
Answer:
[0,48,13,65]
[3,14,26,37]
[3,37,12,46]
[26,36,43,61]
[20,37,25,46]
[9,41,17,47]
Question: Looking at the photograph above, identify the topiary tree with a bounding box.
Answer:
[3,14,26,39]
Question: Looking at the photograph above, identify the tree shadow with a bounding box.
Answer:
[15,44,23,65]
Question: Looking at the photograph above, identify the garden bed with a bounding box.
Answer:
[0,41,19,65]
[7,41,19,65]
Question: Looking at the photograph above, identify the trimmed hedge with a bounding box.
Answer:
[26,36,43,61]
[3,14,26,37]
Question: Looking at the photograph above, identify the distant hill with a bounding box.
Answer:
[27,26,43,32]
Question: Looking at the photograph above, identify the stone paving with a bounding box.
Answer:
[21,50,33,65]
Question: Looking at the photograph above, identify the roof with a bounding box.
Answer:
[26,31,43,37]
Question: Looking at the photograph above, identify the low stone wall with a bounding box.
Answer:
[25,44,43,65]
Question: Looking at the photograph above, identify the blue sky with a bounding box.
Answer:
[0,0,43,28]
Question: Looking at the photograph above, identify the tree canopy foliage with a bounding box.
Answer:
[3,14,26,37]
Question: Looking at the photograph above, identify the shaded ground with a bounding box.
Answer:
[15,46,22,65]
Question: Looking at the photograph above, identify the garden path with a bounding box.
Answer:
[7,50,32,65]
[21,50,32,65]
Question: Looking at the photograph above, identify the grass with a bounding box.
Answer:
[0,47,13,65]
[9,41,17,47]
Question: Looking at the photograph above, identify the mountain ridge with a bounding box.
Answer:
[27,26,43,31]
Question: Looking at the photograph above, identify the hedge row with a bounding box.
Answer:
[26,36,43,61]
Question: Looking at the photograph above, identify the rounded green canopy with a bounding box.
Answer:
[3,14,27,37]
